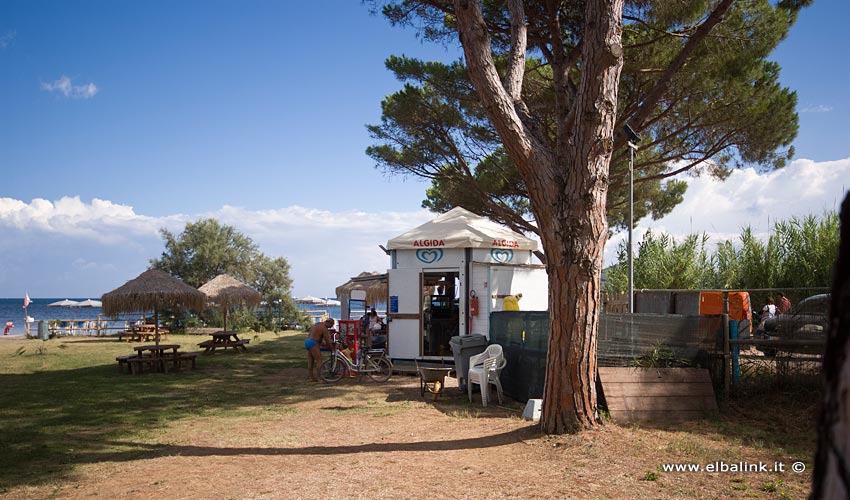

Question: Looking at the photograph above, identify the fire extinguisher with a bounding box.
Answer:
[469,290,479,317]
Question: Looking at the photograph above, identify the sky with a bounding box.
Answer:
[0,1,848,299]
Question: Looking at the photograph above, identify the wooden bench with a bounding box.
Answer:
[179,352,199,370]
[116,354,137,373]
[125,355,154,375]
[198,340,214,348]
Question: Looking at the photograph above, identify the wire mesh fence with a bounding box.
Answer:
[489,291,826,403]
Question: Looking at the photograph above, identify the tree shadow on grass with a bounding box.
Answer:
[0,334,377,489]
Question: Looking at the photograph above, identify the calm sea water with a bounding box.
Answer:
[0,299,357,335]
[297,302,387,323]
[296,303,342,322]
[0,298,118,335]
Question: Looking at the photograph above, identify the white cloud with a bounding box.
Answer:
[205,205,433,296]
[2,157,847,296]
[801,104,833,113]
[40,75,99,99]
[0,196,170,244]
[0,30,15,49]
[0,197,432,296]
[605,156,850,265]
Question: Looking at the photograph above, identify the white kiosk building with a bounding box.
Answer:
[385,207,548,361]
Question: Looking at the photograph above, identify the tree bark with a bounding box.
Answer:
[810,192,850,498]
[454,0,624,433]
[538,0,625,434]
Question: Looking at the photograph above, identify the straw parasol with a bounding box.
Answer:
[102,269,206,344]
[335,272,388,306]
[198,274,261,333]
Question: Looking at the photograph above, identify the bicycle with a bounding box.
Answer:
[320,334,393,383]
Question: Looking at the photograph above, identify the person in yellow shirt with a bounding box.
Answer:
[503,293,522,311]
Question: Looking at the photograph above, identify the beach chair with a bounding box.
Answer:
[57,321,72,336]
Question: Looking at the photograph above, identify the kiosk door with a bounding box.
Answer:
[387,268,422,359]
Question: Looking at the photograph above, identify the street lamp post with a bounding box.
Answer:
[624,124,641,313]
[274,299,281,329]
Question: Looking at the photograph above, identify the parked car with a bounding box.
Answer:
[756,294,830,355]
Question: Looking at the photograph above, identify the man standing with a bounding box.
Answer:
[305,318,334,382]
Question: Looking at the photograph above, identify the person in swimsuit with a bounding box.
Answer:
[305,318,334,382]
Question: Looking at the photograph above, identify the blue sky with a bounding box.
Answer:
[0,1,848,299]
[1,1,461,216]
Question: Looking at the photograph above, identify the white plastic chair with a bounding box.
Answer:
[468,344,506,406]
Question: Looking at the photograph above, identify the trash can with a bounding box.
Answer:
[449,334,488,391]
[37,320,50,341]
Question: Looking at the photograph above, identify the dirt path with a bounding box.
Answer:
[5,372,812,499]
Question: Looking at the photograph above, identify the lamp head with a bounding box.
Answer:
[623,124,641,145]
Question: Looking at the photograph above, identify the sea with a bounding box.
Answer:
[0,297,122,336]
[0,298,362,335]
[295,302,387,323]
[296,303,343,322]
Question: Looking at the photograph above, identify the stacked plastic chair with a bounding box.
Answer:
[467,344,506,406]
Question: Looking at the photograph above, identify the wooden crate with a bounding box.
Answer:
[598,367,718,424]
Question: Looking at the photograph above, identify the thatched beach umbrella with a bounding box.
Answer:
[102,269,206,344]
[198,274,261,333]
[335,272,388,306]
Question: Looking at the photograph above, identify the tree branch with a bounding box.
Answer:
[504,0,527,101]
[619,0,736,144]
[453,0,539,175]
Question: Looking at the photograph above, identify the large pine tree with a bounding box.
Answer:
[372,0,809,433]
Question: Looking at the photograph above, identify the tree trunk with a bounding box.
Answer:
[810,192,850,498]
[454,0,624,433]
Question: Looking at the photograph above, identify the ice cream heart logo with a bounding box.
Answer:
[416,249,443,264]
[490,249,513,263]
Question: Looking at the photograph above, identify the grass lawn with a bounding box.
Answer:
[0,332,308,488]
[0,331,819,499]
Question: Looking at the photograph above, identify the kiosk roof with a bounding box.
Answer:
[386,207,538,251]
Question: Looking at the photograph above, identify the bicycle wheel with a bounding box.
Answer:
[320,357,345,382]
[367,357,393,382]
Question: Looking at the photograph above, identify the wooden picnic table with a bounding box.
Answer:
[198,331,250,354]
[132,344,181,373]
[116,343,198,375]
[117,325,169,343]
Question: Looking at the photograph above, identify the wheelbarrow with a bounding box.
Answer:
[416,360,453,401]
